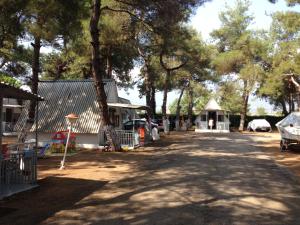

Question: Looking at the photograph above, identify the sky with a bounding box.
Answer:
[119,0,300,114]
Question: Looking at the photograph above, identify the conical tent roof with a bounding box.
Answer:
[204,98,222,111]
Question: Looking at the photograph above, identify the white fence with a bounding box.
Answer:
[0,150,37,185]
[2,122,15,132]
[196,121,230,131]
[99,130,136,148]
[99,129,152,148]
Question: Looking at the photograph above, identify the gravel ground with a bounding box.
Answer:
[1,131,300,225]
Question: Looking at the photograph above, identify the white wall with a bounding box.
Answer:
[27,132,100,149]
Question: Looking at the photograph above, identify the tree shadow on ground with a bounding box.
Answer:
[2,132,300,224]
[0,176,107,225]
[43,141,300,224]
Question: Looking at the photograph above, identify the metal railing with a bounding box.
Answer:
[99,130,137,148]
[2,122,15,132]
[196,121,230,130]
[217,122,230,130]
[196,122,208,130]
[0,147,37,186]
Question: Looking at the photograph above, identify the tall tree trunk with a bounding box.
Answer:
[187,87,194,129]
[90,0,120,151]
[159,51,187,120]
[175,87,185,131]
[280,98,288,116]
[144,61,154,118]
[288,92,294,113]
[150,84,156,116]
[106,46,112,78]
[137,45,154,118]
[239,92,249,132]
[29,36,41,121]
[161,70,171,120]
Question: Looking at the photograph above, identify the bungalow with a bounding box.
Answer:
[16,79,142,149]
[2,98,23,134]
[1,82,43,199]
[195,98,230,133]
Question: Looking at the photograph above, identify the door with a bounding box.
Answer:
[5,108,12,122]
[208,111,217,129]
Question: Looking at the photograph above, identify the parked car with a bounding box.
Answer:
[123,119,158,131]
[247,119,272,132]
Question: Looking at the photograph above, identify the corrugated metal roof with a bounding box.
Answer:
[29,79,119,133]
[118,97,130,104]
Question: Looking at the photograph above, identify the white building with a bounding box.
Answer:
[2,98,22,134]
[16,79,140,148]
[195,98,230,133]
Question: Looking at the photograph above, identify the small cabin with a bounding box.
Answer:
[195,98,230,133]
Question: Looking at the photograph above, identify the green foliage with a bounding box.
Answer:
[24,0,86,44]
[169,84,211,114]
[217,79,243,114]
[211,0,266,128]
[0,0,31,78]
[256,106,267,116]
[0,72,21,87]
[259,10,300,114]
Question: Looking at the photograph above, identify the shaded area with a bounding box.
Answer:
[1,132,300,224]
[0,177,107,225]
[0,206,17,218]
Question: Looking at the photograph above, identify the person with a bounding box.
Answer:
[152,126,160,140]
[163,117,170,134]
[208,118,214,130]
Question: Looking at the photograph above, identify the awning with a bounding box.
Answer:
[0,82,44,101]
[107,103,149,110]
[3,104,23,108]
[1,82,44,154]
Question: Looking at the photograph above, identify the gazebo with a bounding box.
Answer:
[1,82,44,199]
[195,98,230,133]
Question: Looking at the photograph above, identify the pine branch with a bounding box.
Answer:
[100,6,153,33]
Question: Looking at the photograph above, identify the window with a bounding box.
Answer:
[218,115,224,122]
[114,115,120,127]
[201,115,206,121]
[5,108,13,122]
[109,108,116,125]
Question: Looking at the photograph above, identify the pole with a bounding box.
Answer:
[133,113,135,149]
[35,99,39,149]
[0,96,3,158]
[60,125,72,170]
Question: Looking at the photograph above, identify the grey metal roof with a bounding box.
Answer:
[29,79,118,133]
[118,97,131,104]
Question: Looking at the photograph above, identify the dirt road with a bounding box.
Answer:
[1,132,300,225]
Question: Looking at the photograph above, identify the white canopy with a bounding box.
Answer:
[204,98,222,111]
[107,103,149,110]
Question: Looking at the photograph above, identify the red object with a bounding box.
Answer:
[51,130,76,146]
[1,144,9,159]
[138,128,145,139]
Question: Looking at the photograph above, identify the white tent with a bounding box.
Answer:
[195,98,230,133]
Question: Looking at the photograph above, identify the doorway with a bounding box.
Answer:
[208,111,217,129]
